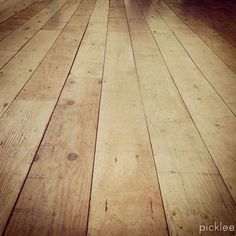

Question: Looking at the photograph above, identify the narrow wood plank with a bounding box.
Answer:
[0,0,52,41]
[0,0,95,233]
[87,0,168,235]
[124,0,236,235]
[163,0,236,74]
[4,0,108,235]
[151,0,236,115]
[139,0,236,201]
[0,0,83,116]
[0,0,69,68]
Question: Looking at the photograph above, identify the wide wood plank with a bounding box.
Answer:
[0,0,95,233]
[124,0,236,235]
[151,0,236,115]
[139,0,236,201]
[0,0,69,68]
[4,0,108,235]
[87,0,168,235]
[0,0,83,116]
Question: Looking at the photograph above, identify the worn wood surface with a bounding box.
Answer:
[0,0,236,235]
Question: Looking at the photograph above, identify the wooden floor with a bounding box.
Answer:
[0,0,236,235]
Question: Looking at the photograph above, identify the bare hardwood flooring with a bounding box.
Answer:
[0,0,235,235]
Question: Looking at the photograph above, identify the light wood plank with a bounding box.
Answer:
[0,0,69,68]
[4,0,108,235]
[0,0,95,233]
[151,0,236,115]
[87,0,168,235]
[124,0,236,235]
[0,0,83,116]
[139,0,236,201]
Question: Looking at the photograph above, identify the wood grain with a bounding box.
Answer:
[4,0,108,234]
[124,0,236,235]
[151,0,236,115]
[163,0,236,74]
[0,0,83,116]
[139,0,236,202]
[87,0,168,235]
[0,0,69,68]
[0,0,95,233]
[0,0,52,41]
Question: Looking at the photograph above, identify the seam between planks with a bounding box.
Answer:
[0,0,71,70]
[1,1,97,233]
[0,0,83,119]
[163,0,236,63]
[136,0,236,208]
[0,0,54,41]
[163,0,235,70]
[122,0,171,235]
[156,0,236,117]
[0,0,40,25]
[85,0,110,234]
